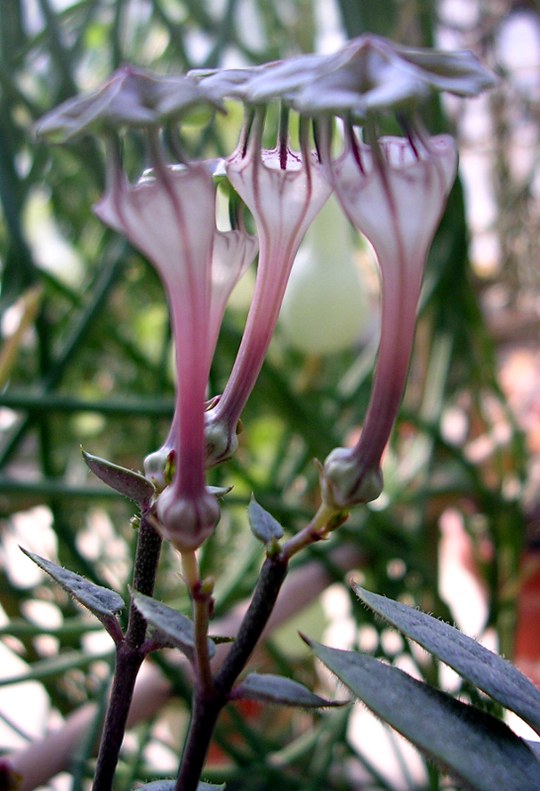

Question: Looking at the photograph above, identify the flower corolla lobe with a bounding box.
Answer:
[229,35,497,119]
[36,65,222,142]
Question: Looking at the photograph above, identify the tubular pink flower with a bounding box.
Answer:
[322,132,458,509]
[143,227,258,492]
[205,112,332,465]
[95,147,255,550]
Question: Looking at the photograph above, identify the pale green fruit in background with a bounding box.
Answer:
[279,196,372,354]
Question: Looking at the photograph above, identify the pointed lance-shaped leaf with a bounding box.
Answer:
[248,496,284,544]
[131,590,215,659]
[232,672,346,708]
[528,742,540,763]
[305,637,540,791]
[21,549,124,639]
[82,448,155,504]
[354,585,540,733]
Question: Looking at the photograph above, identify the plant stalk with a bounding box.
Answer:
[92,511,162,791]
[174,551,289,791]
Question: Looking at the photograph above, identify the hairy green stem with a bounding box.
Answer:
[92,512,162,791]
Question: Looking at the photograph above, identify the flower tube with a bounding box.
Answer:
[321,131,458,509]
[205,110,332,465]
[143,224,258,492]
[95,144,224,551]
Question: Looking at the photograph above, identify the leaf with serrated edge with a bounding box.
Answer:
[354,585,540,732]
[82,448,154,503]
[233,672,345,708]
[21,549,124,617]
[132,591,215,658]
[307,638,540,791]
[248,496,284,544]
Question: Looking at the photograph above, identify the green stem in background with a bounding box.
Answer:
[37,0,78,97]
[0,392,174,417]
[0,247,125,469]
[92,512,162,791]
[175,551,289,791]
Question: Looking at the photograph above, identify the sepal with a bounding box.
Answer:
[207,485,233,499]
[321,447,383,509]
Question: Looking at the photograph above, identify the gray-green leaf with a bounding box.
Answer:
[248,497,284,544]
[354,584,540,732]
[21,549,124,623]
[82,448,155,503]
[233,672,346,708]
[307,638,540,791]
[132,590,215,659]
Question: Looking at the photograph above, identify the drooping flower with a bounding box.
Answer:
[95,151,218,550]
[38,66,238,552]
[321,130,458,509]
[95,141,256,551]
[217,34,491,510]
[188,39,495,471]
[204,109,332,465]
